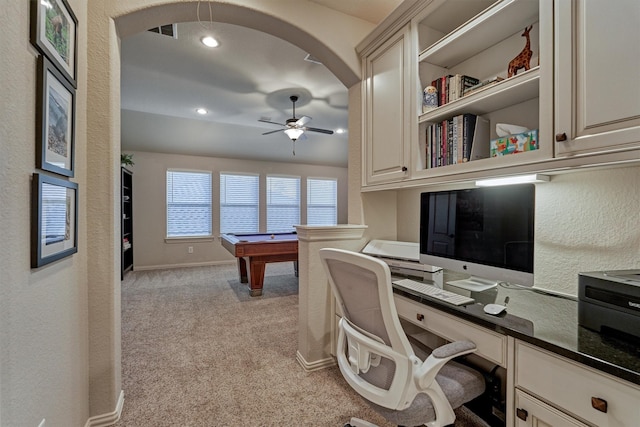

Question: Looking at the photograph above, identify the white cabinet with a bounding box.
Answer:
[515,341,640,427]
[515,389,588,427]
[554,0,640,158]
[361,25,411,186]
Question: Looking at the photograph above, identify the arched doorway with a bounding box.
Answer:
[86,0,368,419]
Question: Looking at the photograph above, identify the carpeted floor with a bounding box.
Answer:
[115,263,490,426]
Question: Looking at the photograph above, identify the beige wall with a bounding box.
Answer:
[1,1,90,426]
[127,151,348,269]
[393,165,640,295]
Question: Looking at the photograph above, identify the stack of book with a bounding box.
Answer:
[123,237,132,250]
[430,74,480,106]
[426,113,478,168]
[462,76,505,97]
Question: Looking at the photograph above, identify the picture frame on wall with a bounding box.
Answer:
[30,0,78,87]
[36,55,76,178]
[31,173,78,268]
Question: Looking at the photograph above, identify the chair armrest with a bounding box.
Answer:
[413,341,476,390]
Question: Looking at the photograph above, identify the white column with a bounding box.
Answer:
[295,225,368,371]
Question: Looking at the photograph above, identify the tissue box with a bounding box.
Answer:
[490,129,538,157]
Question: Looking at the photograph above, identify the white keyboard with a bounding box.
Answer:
[393,278,475,306]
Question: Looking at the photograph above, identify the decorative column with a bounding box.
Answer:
[295,225,368,371]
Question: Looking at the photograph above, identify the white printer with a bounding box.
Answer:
[362,239,443,288]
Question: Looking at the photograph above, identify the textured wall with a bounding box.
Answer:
[395,165,640,295]
[0,1,90,426]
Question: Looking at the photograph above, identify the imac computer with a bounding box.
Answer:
[419,185,535,291]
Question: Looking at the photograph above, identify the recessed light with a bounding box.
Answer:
[201,36,219,48]
[196,108,208,115]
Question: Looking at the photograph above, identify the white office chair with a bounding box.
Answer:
[319,248,486,427]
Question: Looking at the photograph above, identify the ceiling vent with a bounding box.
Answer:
[148,24,177,39]
[304,54,323,65]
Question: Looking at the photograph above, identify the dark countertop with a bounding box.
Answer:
[392,279,640,386]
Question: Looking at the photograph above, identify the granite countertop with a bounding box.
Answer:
[392,280,640,386]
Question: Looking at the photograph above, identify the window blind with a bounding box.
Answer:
[220,173,259,233]
[166,170,212,237]
[267,176,300,232]
[307,178,337,226]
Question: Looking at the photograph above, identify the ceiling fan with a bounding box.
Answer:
[258,95,334,155]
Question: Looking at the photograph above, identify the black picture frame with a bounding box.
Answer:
[31,173,79,268]
[36,55,76,178]
[30,0,78,87]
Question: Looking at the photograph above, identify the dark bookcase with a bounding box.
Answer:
[121,167,133,279]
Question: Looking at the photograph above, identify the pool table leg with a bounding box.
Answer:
[248,260,266,297]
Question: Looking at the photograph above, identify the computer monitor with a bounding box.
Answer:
[419,185,535,290]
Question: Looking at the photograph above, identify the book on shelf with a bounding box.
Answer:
[430,74,479,107]
[425,113,489,168]
[462,76,505,97]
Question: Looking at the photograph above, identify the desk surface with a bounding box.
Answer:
[393,280,640,386]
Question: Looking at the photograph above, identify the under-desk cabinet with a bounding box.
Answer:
[515,341,640,427]
[554,0,640,158]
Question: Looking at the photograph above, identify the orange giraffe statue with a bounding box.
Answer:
[508,26,533,78]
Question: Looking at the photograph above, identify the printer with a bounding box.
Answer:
[362,239,443,287]
[578,270,640,339]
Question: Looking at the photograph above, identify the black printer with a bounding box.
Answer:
[578,270,640,339]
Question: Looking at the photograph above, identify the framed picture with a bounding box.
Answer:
[37,55,75,178]
[30,0,78,87]
[31,173,78,268]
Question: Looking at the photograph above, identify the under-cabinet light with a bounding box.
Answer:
[475,174,549,187]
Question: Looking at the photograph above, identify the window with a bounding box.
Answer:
[307,178,337,226]
[267,176,300,232]
[220,173,259,233]
[166,170,212,237]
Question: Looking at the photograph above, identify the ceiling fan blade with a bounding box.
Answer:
[258,119,286,126]
[304,126,334,135]
[296,116,311,127]
[262,129,284,135]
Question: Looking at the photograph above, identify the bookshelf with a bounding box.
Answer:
[121,167,133,279]
[412,0,551,178]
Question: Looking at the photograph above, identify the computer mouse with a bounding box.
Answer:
[483,303,507,315]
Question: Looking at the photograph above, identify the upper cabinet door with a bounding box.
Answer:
[362,25,411,186]
[555,0,640,157]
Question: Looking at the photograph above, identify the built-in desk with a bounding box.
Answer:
[393,282,640,427]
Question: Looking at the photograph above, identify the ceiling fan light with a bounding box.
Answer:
[284,128,304,141]
[201,36,219,48]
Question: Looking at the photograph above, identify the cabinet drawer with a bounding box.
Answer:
[515,389,588,427]
[515,341,640,426]
[394,295,507,366]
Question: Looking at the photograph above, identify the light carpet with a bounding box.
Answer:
[115,263,490,427]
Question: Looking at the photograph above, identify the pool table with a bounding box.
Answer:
[220,232,298,296]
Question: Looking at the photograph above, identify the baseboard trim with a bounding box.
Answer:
[133,260,234,271]
[84,390,124,427]
[296,351,336,372]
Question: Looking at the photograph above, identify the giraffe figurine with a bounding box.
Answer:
[508,25,533,78]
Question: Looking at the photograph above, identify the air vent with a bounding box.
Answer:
[148,24,177,39]
[304,53,322,65]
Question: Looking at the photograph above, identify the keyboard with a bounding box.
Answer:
[393,278,475,306]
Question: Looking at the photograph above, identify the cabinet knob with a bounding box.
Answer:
[555,132,568,142]
[416,313,424,321]
[402,166,408,172]
[516,407,528,421]
[591,397,608,413]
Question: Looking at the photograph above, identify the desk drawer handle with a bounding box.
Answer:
[516,408,528,421]
[591,397,607,413]
[416,313,424,321]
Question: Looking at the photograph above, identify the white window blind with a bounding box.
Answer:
[267,176,300,232]
[307,178,337,226]
[220,173,259,233]
[166,170,212,237]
